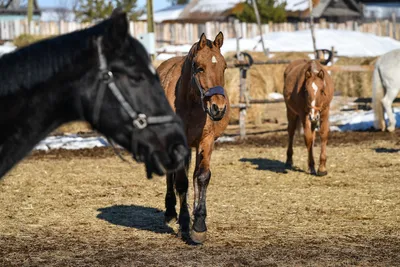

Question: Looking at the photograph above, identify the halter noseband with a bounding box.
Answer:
[93,37,176,129]
[191,62,226,115]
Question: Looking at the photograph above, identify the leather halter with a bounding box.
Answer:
[92,37,179,162]
[191,62,225,116]
[93,37,176,130]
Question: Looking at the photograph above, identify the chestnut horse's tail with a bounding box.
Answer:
[372,63,385,130]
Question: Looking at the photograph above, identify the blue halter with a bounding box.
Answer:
[191,62,226,116]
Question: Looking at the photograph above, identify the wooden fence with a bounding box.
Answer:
[1,19,399,46]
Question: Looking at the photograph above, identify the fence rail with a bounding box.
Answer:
[1,19,399,46]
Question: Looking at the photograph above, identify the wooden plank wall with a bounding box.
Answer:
[1,19,399,46]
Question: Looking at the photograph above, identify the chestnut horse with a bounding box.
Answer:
[157,32,229,243]
[283,59,334,176]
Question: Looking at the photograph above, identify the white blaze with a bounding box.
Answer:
[312,82,318,96]
[212,56,217,64]
[311,100,316,118]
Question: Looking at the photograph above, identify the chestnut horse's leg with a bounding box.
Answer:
[302,117,316,175]
[191,136,213,244]
[317,109,330,176]
[285,109,298,168]
[165,173,178,226]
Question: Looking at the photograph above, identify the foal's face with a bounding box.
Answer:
[304,68,326,124]
[193,32,227,121]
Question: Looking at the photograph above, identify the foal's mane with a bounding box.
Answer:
[0,19,112,97]
[306,60,323,74]
[183,39,214,69]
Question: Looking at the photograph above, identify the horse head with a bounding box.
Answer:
[190,32,228,121]
[304,61,326,128]
[81,10,188,178]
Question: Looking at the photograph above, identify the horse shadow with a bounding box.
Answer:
[97,205,173,234]
[240,158,305,174]
[374,148,400,153]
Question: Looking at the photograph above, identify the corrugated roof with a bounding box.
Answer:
[138,4,186,22]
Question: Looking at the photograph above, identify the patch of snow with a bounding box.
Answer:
[329,108,400,132]
[0,42,16,57]
[268,92,284,100]
[34,135,109,151]
[139,5,186,23]
[190,0,242,13]
[215,136,236,143]
[284,0,309,12]
[158,30,400,58]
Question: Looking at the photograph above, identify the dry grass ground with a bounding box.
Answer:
[0,130,399,266]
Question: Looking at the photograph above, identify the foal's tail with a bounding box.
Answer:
[372,63,385,131]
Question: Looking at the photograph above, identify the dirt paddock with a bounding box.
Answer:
[0,129,399,266]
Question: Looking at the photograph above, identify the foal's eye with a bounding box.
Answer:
[197,68,204,73]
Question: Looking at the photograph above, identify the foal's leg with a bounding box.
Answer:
[165,173,178,226]
[191,135,214,244]
[381,86,399,132]
[317,110,330,176]
[285,110,298,168]
[302,117,316,175]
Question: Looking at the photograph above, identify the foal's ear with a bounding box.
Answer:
[214,31,224,49]
[198,33,207,50]
[317,69,324,79]
[305,70,312,79]
[104,10,128,49]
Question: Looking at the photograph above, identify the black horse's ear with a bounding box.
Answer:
[104,10,128,49]
[198,33,207,50]
[214,31,224,49]
[111,7,124,17]
[305,70,312,79]
[317,69,324,79]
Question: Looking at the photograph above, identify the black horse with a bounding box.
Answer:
[0,10,188,179]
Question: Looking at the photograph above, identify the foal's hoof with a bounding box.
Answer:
[190,230,207,244]
[317,170,328,176]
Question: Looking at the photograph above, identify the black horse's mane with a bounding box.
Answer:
[0,19,111,97]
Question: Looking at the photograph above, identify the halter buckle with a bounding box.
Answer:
[101,71,113,83]
[133,114,148,129]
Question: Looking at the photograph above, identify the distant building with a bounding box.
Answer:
[0,0,41,21]
[357,0,400,21]
[144,0,363,24]
[285,0,362,22]
[138,4,186,23]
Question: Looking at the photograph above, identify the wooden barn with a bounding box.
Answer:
[144,0,363,24]
[285,0,362,22]
[357,0,400,21]
[0,0,41,21]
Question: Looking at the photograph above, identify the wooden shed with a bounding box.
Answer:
[0,0,41,21]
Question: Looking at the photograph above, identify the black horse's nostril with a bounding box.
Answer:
[211,104,219,115]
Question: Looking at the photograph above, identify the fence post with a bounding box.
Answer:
[233,19,247,140]
[392,12,398,40]
[309,0,318,59]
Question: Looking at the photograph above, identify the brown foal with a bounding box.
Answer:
[157,32,229,243]
[283,59,334,176]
